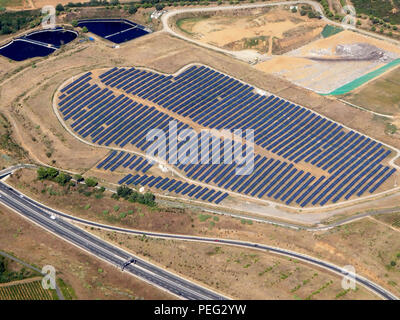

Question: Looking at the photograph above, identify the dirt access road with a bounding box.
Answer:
[161,0,400,63]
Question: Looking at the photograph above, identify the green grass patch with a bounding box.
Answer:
[57,278,76,300]
[176,15,210,35]
[198,214,211,222]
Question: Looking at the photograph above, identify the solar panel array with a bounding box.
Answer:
[118,173,229,205]
[97,150,153,173]
[56,66,397,207]
[97,150,229,204]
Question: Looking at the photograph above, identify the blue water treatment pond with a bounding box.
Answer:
[24,28,78,47]
[77,19,150,44]
[0,27,77,61]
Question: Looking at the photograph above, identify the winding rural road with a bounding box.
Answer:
[160,0,400,63]
[0,167,398,300]
[0,171,226,300]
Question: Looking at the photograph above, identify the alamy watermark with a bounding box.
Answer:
[341,5,357,28]
[41,265,56,290]
[41,5,56,29]
[145,121,255,175]
[341,265,356,290]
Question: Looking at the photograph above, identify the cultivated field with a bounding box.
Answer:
[0,279,56,300]
[6,169,400,299]
[0,203,174,299]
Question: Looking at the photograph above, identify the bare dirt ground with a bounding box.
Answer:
[174,6,326,55]
[89,226,376,300]
[256,30,400,93]
[0,205,174,300]
[6,169,400,298]
[1,31,400,210]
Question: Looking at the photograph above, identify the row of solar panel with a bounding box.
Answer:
[118,174,229,204]
[98,66,389,175]
[57,69,396,206]
[97,150,153,173]
[94,140,393,207]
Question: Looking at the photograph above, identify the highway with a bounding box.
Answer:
[0,179,226,300]
[0,171,398,300]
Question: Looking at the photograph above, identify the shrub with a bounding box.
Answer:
[128,191,139,202]
[55,172,72,186]
[56,3,65,11]
[143,192,156,206]
[37,167,48,180]
[74,174,84,182]
[85,177,98,187]
[47,168,59,179]
[128,5,137,14]
[117,185,132,198]
[111,193,120,200]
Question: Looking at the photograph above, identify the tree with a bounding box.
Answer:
[74,174,83,182]
[136,193,145,204]
[71,20,78,27]
[128,5,137,14]
[0,257,7,275]
[128,191,139,202]
[143,192,156,206]
[155,3,164,11]
[116,185,132,198]
[46,167,59,179]
[55,172,72,186]
[85,177,98,187]
[56,3,65,11]
[37,167,48,180]
[110,0,119,5]
[82,26,88,33]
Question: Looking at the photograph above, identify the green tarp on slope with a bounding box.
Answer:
[322,58,400,96]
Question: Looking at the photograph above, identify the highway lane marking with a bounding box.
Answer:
[0,189,224,300]
[0,180,398,299]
